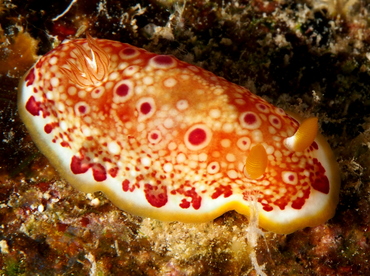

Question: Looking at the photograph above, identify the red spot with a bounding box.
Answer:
[311,159,329,194]
[144,184,168,208]
[70,155,90,174]
[44,124,53,134]
[122,48,136,55]
[312,141,319,150]
[153,55,173,65]
[211,185,233,199]
[122,179,130,192]
[25,68,35,86]
[92,164,107,182]
[25,96,42,116]
[78,105,87,114]
[288,174,295,182]
[60,141,70,147]
[151,133,158,140]
[108,167,119,178]
[179,199,191,208]
[244,113,256,124]
[262,205,273,212]
[258,104,267,110]
[188,128,206,146]
[116,84,129,96]
[291,197,305,209]
[312,176,330,194]
[272,118,280,125]
[140,102,151,114]
[178,187,202,210]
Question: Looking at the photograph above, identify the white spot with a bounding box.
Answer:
[148,130,162,144]
[50,77,60,88]
[268,126,277,134]
[164,118,174,128]
[111,54,119,61]
[78,90,86,98]
[163,77,177,88]
[214,88,224,95]
[227,170,238,179]
[49,56,58,65]
[275,107,286,115]
[81,125,91,136]
[113,80,134,103]
[74,102,90,116]
[68,86,77,95]
[91,87,105,99]
[188,65,199,72]
[269,115,282,129]
[168,142,177,151]
[256,103,270,113]
[124,65,140,76]
[199,152,208,162]
[274,150,282,158]
[108,141,121,155]
[46,91,53,100]
[143,76,154,85]
[226,153,236,162]
[141,156,152,167]
[209,109,221,119]
[119,47,140,59]
[176,153,186,163]
[235,99,246,105]
[137,122,145,132]
[184,124,213,151]
[136,97,156,122]
[105,81,114,90]
[60,121,68,131]
[266,145,274,155]
[50,65,58,72]
[251,129,263,143]
[118,62,129,70]
[221,139,231,148]
[282,171,298,185]
[84,116,92,124]
[176,100,189,111]
[207,161,220,174]
[149,55,176,69]
[222,123,234,133]
[163,163,173,172]
[108,72,118,81]
[237,137,251,151]
[239,111,262,130]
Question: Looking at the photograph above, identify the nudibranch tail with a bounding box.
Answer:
[18,35,340,234]
[284,117,318,152]
[244,144,268,179]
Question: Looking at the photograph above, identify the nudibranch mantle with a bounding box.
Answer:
[18,35,340,234]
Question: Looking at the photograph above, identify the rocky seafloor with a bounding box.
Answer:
[1,0,370,275]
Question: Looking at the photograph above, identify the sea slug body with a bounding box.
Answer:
[18,34,340,234]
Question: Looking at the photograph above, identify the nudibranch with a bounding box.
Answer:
[18,34,340,234]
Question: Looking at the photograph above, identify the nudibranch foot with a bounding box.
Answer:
[18,35,340,234]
